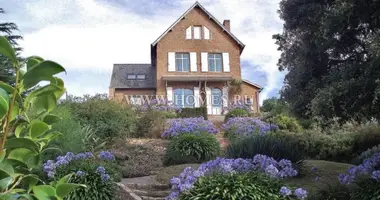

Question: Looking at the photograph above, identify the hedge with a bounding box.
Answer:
[178,106,208,120]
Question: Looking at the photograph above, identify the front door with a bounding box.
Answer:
[211,88,222,115]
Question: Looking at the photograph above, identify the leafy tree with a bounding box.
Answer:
[0,8,22,85]
[274,0,380,124]
[261,97,290,115]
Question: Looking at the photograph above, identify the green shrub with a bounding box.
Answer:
[271,114,302,132]
[312,183,351,200]
[180,172,293,200]
[64,94,137,139]
[350,178,380,200]
[224,108,250,122]
[136,110,167,138]
[178,106,208,120]
[226,135,305,169]
[352,123,380,155]
[163,133,220,166]
[65,171,116,200]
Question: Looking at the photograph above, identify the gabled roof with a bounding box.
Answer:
[243,79,264,91]
[109,64,156,89]
[151,1,245,50]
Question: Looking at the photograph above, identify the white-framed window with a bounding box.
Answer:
[137,74,146,79]
[175,53,190,72]
[127,74,136,79]
[193,26,201,39]
[130,96,142,105]
[174,88,194,108]
[208,53,223,72]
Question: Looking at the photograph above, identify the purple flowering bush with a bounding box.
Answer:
[42,151,120,199]
[162,117,218,138]
[224,100,252,113]
[134,98,181,113]
[221,117,278,138]
[167,154,307,200]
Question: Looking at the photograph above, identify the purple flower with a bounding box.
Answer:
[221,117,277,136]
[371,170,380,181]
[265,165,279,177]
[76,170,86,177]
[279,186,292,196]
[162,117,218,137]
[100,173,111,182]
[311,166,318,172]
[96,166,106,174]
[294,188,308,199]
[99,151,115,161]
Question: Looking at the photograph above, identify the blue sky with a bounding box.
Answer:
[2,0,286,103]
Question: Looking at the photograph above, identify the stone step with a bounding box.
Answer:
[131,189,170,198]
[125,183,170,191]
[141,196,165,200]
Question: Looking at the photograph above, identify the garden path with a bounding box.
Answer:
[119,176,170,200]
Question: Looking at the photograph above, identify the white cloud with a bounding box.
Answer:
[8,0,283,102]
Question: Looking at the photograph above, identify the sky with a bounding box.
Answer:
[2,0,286,103]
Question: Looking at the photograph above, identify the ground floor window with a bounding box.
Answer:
[130,96,142,105]
[211,88,222,106]
[174,88,194,108]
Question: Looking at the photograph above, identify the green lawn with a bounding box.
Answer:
[155,160,352,197]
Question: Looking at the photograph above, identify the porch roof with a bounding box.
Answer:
[161,75,233,82]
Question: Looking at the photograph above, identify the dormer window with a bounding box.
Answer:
[137,74,146,79]
[127,74,136,79]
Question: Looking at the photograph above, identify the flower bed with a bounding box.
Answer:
[224,100,252,113]
[167,154,307,199]
[134,99,180,113]
[162,117,218,137]
[221,117,278,137]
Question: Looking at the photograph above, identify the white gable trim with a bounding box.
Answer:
[151,2,245,49]
[242,79,264,91]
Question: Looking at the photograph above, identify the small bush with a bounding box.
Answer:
[64,94,137,139]
[178,107,208,120]
[162,117,217,138]
[226,135,305,169]
[180,172,287,200]
[224,108,250,122]
[221,117,278,139]
[163,133,220,166]
[271,114,302,132]
[136,110,167,138]
[355,144,380,164]
[352,123,380,155]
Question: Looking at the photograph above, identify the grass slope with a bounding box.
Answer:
[155,160,353,197]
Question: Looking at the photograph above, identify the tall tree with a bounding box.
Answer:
[274,0,380,123]
[0,8,22,85]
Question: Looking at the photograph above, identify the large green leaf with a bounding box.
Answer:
[56,183,85,199]
[22,60,66,89]
[29,120,49,138]
[39,131,62,143]
[0,161,14,175]
[9,103,19,122]
[0,194,14,200]
[0,177,13,191]
[32,185,56,200]
[0,88,9,120]
[5,158,29,170]
[0,81,22,104]
[0,36,17,63]
[14,124,25,138]
[32,93,57,112]
[0,151,5,163]
[43,114,62,125]
[5,138,39,153]
[0,170,11,180]
[26,56,44,71]
[21,174,40,193]
[24,84,61,109]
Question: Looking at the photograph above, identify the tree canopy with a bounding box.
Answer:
[274,0,380,123]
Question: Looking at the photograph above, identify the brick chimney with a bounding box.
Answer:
[223,20,230,31]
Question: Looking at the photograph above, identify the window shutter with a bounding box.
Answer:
[222,53,230,72]
[222,87,228,108]
[194,87,200,107]
[190,52,197,72]
[168,52,175,72]
[186,26,192,39]
[205,87,212,114]
[201,52,208,72]
[203,26,210,39]
[167,87,173,103]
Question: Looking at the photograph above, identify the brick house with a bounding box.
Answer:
[109,1,263,115]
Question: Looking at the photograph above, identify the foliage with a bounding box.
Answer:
[180,172,288,200]
[312,183,351,200]
[352,123,380,155]
[0,36,84,198]
[261,97,290,116]
[42,151,120,200]
[133,98,180,113]
[177,106,207,120]
[162,117,217,138]
[224,108,250,122]
[63,94,137,139]
[271,114,302,132]
[163,133,220,166]
[81,125,107,152]
[224,100,251,113]
[226,135,305,169]
[356,144,380,164]
[167,155,303,200]
[274,0,380,123]
[136,109,168,138]
[228,78,242,94]
[0,8,22,86]
[221,117,278,139]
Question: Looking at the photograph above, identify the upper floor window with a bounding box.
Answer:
[193,26,201,39]
[137,74,146,79]
[175,53,190,72]
[127,74,136,79]
[208,53,222,72]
